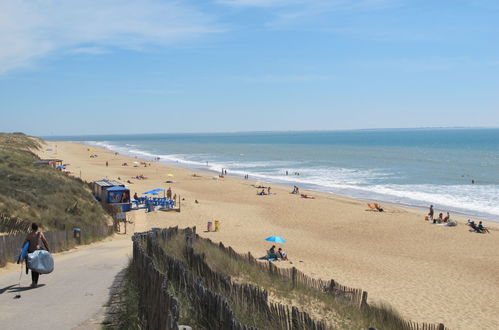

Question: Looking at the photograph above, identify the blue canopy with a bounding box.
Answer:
[265,236,287,243]
[107,186,128,192]
[56,165,66,169]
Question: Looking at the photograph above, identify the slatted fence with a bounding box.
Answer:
[131,227,448,330]
[0,225,114,267]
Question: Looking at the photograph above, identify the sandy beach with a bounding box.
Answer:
[39,141,499,330]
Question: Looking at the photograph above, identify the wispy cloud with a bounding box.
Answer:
[218,0,399,9]
[0,0,221,74]
[68,47,110,55]
[241,74,333,83]
[217,0,402,27]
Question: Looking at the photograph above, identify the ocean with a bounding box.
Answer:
[45,128,499,222]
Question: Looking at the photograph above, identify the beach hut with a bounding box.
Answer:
[32,159,63,169]
[92,179,124,201]
[91,179,131,212]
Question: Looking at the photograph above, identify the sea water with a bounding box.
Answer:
[45,128,499,221]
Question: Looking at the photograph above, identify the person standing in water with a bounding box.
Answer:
[23,223,50,288]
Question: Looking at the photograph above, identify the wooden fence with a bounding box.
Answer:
[0,214,31,234]
[0,225,114,267]
[132,227,447,330]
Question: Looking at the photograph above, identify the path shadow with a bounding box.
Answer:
[0,284,17,294]
[1,284,46,294]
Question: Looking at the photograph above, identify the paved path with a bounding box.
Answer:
[0,237,131,330]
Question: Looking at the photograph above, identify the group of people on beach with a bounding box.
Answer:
[467,220,490,233]
[427,205,456,225]
[291,186,300,194]
[285,171,300,176]
[258,187,271,195]
[427,205,491,232]
[265,245,288,261]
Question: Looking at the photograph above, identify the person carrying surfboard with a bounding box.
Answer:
[22,223,50,288]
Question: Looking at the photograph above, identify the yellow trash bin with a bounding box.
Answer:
[214,220,221,232]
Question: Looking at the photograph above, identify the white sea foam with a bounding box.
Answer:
[83,140,499,221]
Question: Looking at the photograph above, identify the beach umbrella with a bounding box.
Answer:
[167,173,174,177]
[154,188,166,197]
[56,165,66,169]
[143,190,159,195]
[265,236,287,243]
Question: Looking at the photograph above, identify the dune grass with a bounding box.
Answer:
[153,231,424,330]
[0,133,111,231]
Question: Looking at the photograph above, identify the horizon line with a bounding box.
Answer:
[35,126,499,138]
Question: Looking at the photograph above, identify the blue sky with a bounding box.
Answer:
[0,0,498,135]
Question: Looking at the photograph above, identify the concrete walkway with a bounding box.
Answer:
[0,237,131,330]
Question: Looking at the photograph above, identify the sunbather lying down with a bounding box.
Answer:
[301,194,315,199]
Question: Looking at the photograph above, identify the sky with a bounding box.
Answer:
[0,0,498,136]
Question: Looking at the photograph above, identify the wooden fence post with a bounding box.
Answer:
[292,267,297,289]
[360,291,368,308]
[329,279,336,293]
[437,323,445,330]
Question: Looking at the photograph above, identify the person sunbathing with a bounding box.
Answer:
[266,245,278,260]
[301,194,315,199]
[374,203,384,212]
[477,221,490,233]
[467,220,479,232]
[277,248,288,261]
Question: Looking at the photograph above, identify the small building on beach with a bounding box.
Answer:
[91,179,131,212]
[32,159,63,169]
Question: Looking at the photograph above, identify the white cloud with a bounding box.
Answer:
[0,0,220,74]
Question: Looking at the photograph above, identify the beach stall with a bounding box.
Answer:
[106,185,131,212]
[91,179,131,212]
[92,179,124,201]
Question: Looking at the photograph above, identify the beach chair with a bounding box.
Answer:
[374,203,384,212]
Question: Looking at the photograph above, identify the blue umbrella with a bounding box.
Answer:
[143,190,159,195]
[265,236,287,243]
[57,165,66,169]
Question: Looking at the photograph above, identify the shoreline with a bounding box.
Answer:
[39,140,499,330]
[81,139,498,223]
